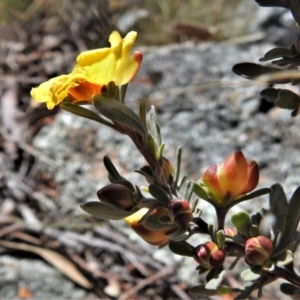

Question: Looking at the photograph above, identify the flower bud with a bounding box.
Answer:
[245,236,273,266]
[125,208,173,246]
[194,242,225,269]
[97,180,135,210]
[224,228,237,238]
[203,151,259,204]
[167,199,193,226]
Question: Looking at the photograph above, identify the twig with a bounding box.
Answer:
[118,267,174,300]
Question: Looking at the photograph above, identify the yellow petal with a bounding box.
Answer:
[112,51,143,86]
[30,73,88,109]
[121,31,137,59]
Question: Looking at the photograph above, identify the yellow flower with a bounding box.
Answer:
[31,31,143,109]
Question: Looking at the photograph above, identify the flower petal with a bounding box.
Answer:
[218,151,249,199]
[68,81,101,101]
[203,164,224,202]
[242,161,259,194]
[112,51,143,86]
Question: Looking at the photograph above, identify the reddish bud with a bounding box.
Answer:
[203,151,259,204]
[97,180,135,210]
[167,199,193,226]
[245,236,273,266]
[224,228,237,238]
[125,208,173,246]
[194,242,225,269]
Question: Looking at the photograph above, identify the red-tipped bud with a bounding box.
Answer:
[125,208,173,246]
[97,180,135,210]
[245,236,273,266]
[167,199,193,226]
[194,242,225,269]
[224,228,237,238]
[203,151,259,204]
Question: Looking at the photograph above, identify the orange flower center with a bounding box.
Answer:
[68,81,101,102]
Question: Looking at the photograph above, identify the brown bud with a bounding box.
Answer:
[245,236,273,266]
[194,242,225,269]
[167,199,193,226]
[97,180,135,210]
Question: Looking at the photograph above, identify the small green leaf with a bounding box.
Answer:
[273,186,300,255]
[205,269,225,290]
[60,103,115,129]
[143,215,175,230]
[240,266,262,281]
[172,146,182,192]
[231,211,252,237]
[103,155,123,181]
[275,89,300,110]
[248,224,259,237]
[148,183,171,204]
[259,47,294,62]
[80,201,138,220]
[193,182,212,201]
[93,96,147,138]
[139,98,147,128]
[260,88,281,101]
[272,250,293,267]
[232,63,285,82]
[217,230,225,249]
[228,188,271,209]
[170,225,189,241]
[189,285,237,296]
[254,0,288,8]
[168,240,194,257]
[269,183,288,232]
[184,181,194,201]
[280,283,300,296]
[149,105,162,147]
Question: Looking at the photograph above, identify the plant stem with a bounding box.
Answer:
[272,266,300,287]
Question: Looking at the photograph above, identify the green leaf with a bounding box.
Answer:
[80,201,138,220]
[189,285,237,296]
[184,181,194,201]
[139,98,147,128]
[103,155,123,181]
[269,183,288,232]
[280,283,300,296]
[231,211,252,237]
[259,47,294,62]
[232,63,286,83]
[172,146,182,192]
[205,269,225,290]
[143,215,175,230]
[273,250,293,267]
[289,0,300,27]
[93,96,147,138]
[240,266,262,281]
[60,103,115,129]
[217,230,225,249]
[228,188,271,209]
[148,183,171,204]
[254,0,288,8]
[275,89,300,110]
[193,182,212,201]
[168,240,194,257]
[170,225,189,241]
[260,88,281,101]
[273,186,300,255]
[149,105,162,147]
